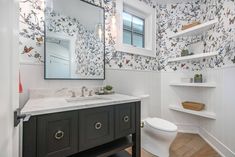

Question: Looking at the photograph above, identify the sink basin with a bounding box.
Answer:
[66,95,110,102]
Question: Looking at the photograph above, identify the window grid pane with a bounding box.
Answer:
[123,12,132,31]
[133,16,144,34]
[123,30,132,45]
[123,11,144,48]
[133,33,144,48]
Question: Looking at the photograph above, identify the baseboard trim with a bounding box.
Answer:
[175,123,199,134]
[199,127,235,157]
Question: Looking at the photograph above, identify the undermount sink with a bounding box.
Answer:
[66,95,110,102]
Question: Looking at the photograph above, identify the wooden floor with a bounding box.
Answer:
[127,133,221,157]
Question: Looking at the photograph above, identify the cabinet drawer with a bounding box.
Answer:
[115,103,135,138]
[37,111,78,157]
[78,106,114,151]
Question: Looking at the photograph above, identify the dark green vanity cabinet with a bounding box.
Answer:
[78,106,115,151]
[23,101,141,157]
[37,112,78,157]
[115,104,136,139]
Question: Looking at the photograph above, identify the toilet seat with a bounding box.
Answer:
[145,118,177,132]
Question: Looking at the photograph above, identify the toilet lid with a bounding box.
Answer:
[145,118,177,132]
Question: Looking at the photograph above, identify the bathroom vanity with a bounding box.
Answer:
[22,93,141,157]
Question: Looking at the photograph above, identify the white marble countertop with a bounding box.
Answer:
[21,94,140,116]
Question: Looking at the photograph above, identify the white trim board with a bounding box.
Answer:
[169,105,216,119]
[105,67,160,73]
[169,82,217,88]
[168,52,218,62]
[175,123,199,134]
[199,127,235,157]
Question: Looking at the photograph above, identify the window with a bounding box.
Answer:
[115,0,156,57]
[123,12,145,48]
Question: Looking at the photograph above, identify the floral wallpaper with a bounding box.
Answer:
[19,0,158,71]
[75,24,104,78]
[157,0,235,71]
[45,10,104,78]
[19,0,44,63]
[19,0,235,72]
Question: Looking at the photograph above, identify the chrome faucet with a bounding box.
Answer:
[81,86,88,97]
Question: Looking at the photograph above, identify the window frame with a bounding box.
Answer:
[123,11,145,48]
[115,0,156,57]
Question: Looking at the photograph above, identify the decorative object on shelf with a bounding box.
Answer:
[182,101,205,111]
[194,74,203,83]
[181,21,201,30]
[181,77,193,83]
[181,49,189,57]
[181,49,194,57]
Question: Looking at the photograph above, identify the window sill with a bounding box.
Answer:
[115,44,156,58]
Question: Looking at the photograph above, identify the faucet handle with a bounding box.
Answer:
[68,90,76,97]
[88,90,93,96]
[81,86,88,97]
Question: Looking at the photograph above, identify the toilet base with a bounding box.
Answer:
[142,132,170,157]
[141,124,177,157]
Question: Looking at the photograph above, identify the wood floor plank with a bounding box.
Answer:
[127,133,221,157]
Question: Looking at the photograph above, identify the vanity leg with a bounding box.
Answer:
[132,102,141,157]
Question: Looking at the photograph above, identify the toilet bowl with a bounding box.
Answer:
[141,117,178,157]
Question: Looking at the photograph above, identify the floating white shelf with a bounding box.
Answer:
[168,52,218,62]
[170,82,216,88]
[169,19,218,38]
[169,104,216,119]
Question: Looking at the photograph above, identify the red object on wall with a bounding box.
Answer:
[19,72,23,93]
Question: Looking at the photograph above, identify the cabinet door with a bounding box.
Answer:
[78,106,114,151]
[37,111,78,157]
[115,103,135,139]
[23,117,37,157]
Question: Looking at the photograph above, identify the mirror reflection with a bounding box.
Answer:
[45,0,105,79]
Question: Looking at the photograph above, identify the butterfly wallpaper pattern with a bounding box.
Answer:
[19,0,158,71]
[19,0,235,72]
[157,0,235,71]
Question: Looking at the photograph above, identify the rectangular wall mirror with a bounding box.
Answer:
[45,0,105,80]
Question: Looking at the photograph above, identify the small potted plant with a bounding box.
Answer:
[194,74,203,83]
[181,49,189,57]
[104,85,114,94]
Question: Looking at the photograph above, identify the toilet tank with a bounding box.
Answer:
[139,95,150,120]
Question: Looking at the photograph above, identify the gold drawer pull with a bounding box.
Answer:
[95,122,102,130]
[54,130,64,140]
[123,116,129,122]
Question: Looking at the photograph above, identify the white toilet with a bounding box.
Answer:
[140,95,178,157]
[141,117,178,157]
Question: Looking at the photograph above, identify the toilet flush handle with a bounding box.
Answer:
[140,121,144,128]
